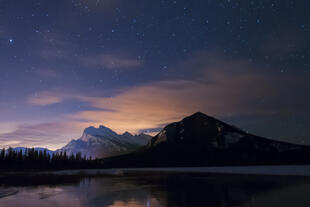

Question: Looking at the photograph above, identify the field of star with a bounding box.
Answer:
[0,0,309,149]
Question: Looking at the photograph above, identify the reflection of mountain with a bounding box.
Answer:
[103,112,310,167]
[76,175,310,207]
[2,173,309,207]
[141,174,310,207]
[59,125,151,158]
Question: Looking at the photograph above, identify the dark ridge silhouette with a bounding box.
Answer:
[102,112,310,168]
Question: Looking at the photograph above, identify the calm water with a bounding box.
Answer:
[0,173,310,207]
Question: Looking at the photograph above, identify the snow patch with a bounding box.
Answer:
[271,142,301,152]
[216,123,224,133]
[224,132,244,145]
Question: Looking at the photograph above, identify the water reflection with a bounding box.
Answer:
[0,173,310,207]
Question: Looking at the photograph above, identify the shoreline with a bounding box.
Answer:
[2,165,310,177]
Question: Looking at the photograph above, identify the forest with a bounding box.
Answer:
[0,148,103,170]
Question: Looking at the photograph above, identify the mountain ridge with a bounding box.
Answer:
[58,125,152,158]
[102,112,310,168]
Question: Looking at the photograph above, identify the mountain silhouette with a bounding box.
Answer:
[102,112,310,167]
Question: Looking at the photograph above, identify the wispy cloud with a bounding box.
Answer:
[0,26,7,38]
[0,121,88,150]
[34,67,60,79]
[82,54,142,70]
[34,31,142,71]
[0,26,10,45]
[72,52,310,134]
[260,30,309,56]
[6,52,310,149]
[35,31,76,61]
[82,0,122,12]
[28,92,63,106]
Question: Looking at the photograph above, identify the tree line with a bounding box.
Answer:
[0,147,103,170]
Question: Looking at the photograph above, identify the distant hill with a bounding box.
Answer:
[102,112,310,168]
[58,125,152,158]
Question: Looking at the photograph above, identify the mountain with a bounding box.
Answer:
[58,125,152,159]
[102,112,310,168]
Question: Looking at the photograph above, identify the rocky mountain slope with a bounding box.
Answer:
[59,125,151,158]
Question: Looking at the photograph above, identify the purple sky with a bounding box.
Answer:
[0,0,309,149]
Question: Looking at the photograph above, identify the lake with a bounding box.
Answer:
[1,172,310,207]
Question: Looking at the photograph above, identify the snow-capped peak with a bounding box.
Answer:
[122,131,133,137]
[83,125,117,137]
[60,125,152,159]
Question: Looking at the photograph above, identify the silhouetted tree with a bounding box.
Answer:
[0,147,101,170]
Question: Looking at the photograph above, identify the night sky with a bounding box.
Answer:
[0,0,309,150]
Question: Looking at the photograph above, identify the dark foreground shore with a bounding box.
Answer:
[1,165,310,187]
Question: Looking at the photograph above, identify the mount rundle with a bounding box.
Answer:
[58,125,151,158]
